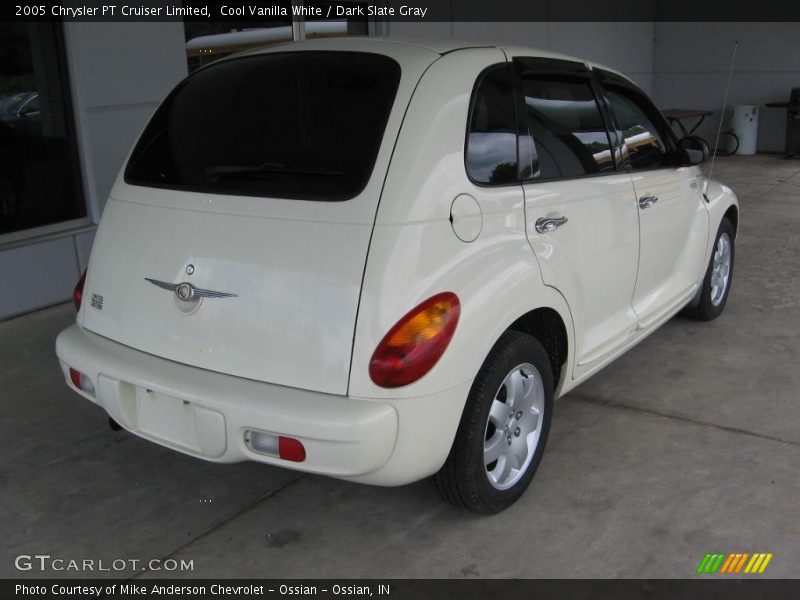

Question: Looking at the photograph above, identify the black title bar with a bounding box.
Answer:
[4,0,800,22]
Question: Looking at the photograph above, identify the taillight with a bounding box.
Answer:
[369,292,460,388]
[73,270,87,311]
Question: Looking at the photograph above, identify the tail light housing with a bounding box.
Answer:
[73,270,87,311]
[369,292,460,388]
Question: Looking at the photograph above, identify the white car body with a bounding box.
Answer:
[56,37,738,488]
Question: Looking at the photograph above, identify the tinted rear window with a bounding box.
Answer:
[125,52,401,201]
[466,65,519,184]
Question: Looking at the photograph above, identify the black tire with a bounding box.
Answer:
[434,330,554,514]
[683,218,735,321]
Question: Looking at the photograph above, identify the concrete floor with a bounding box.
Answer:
[2,154,799,579]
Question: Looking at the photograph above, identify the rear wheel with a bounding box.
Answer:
[683,218,735,321]
[434,331,553,514]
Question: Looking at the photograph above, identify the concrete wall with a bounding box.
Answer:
[0,22,187,319]
[653,23,800,152]
[66,22,188,219]
[386,21,656,94]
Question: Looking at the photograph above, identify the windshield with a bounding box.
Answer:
[125,51,401,201]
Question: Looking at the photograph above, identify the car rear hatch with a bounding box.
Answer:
[79,44,438,395]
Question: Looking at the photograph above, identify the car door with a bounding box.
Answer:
[595,70,709,327]
[514,57,641,378]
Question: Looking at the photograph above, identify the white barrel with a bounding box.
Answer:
[732,104,759,155]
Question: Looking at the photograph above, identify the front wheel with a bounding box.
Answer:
[434,331,553,514]
[683,218,735,321]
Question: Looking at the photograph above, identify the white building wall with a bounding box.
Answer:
[653,22,800,152]
[66,21,188,220]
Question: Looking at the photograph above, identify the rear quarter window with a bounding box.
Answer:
[465,65,520,185]
[125,52,401,201]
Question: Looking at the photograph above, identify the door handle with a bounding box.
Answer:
[638,195,659,209]
[535,216,568,234]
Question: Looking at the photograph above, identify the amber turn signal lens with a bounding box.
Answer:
[369,292,460,388]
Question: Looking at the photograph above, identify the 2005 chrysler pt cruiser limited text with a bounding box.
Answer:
[57,38,738,513]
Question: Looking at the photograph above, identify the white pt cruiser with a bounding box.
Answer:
[56,38,738,513]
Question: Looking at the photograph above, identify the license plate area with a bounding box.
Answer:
[136,388,201,452]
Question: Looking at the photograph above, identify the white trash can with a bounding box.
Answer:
[732,104,759,155]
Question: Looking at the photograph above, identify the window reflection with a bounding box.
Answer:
[0,23,84,236]
[604,88,668,170]
[466,65,521,184]
[467,132,518,183]
[520,79,614,179]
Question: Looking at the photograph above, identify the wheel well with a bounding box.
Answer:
[724,205,739,239]
[507,308,568,389]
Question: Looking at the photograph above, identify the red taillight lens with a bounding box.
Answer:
[278,436,306,462]
[369,292,460,388]
[73,270,87,311]
[69,368,82,389]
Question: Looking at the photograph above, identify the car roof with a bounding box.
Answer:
[499,44,633,82]
[235,37,636,86]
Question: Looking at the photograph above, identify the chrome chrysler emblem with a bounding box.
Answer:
[145,278,237,301]
[176,283,193,300]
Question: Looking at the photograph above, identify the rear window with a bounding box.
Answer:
[125,52,401,201]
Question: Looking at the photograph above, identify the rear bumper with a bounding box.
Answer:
[55,325,470,485]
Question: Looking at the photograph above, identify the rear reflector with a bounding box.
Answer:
[246,430,306,462]
[68,367,95,396]
[278,437,306,462]
[69,368,81,389]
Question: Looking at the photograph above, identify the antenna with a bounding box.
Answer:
[705,41,738,198]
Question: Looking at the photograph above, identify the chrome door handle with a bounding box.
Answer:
[638,195,659,209]
[535,216,568,234]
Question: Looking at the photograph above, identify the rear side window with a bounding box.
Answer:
[466,65,519,185]
[518,75,614,179]
[603,86,671,170]
[125,52,401,201]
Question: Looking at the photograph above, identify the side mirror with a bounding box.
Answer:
[677,135,710,166]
